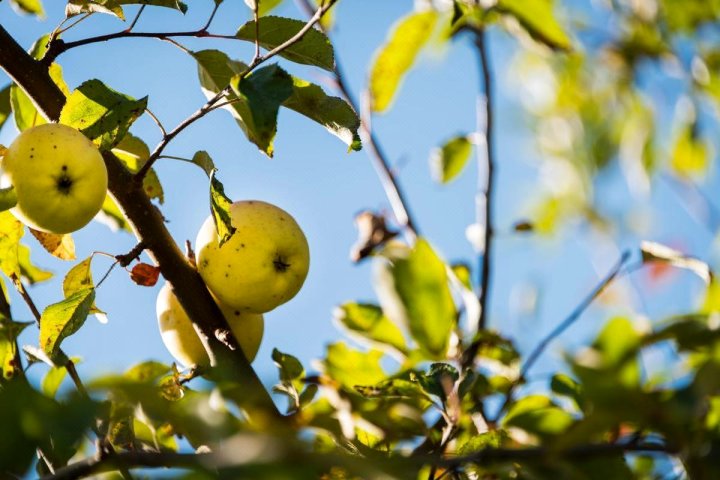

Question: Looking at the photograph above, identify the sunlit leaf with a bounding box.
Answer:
[65,0,125,18]
[323,342,386,389]
[112,133,164,203]
[550,373,583,410]
[0,321,30,380]
[0,85,11,131]
[98,195,131,233]
[670,122,711,178]
[60,79,148,150]
[244,0,283,16]
[9,0,45,17]
[236,16,335,71]
[229,64,294,156]
[40,288,95,360]
[192,150,216,177]
[0,212,24,278]
[375,238,455,359]
[30,229,76,261]
[283,76,361,151]
[369,10,438,113]
[502,394,574,437]
[18,244,52,284]
[430,135,472,184]
[63,256,105,316]
[334,302,407,354]
[42,357,81,399]
[209,169,236,247]
[497,0,572,51]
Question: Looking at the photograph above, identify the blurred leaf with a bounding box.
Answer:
[370,10,438,113]
[430,135,472,184]
[0,381,97,475]
[272,348,304,382]
[323,342,385,389]
[18,244,52,284]
[355,378,432,403]
[660,0,720,32]
[641,241,711,283]
[40,288,95,360]
[244,0,284,15]
[298,384,318,409]
[192,150,216,177]
[550,373,583,410]
[9,0,45,17]
[10,84,45,132]
[112,133,164,203]
[502,394,574,437]
[98,195,132,233]
[334,303,406,354]
[0,84,11,131]
[671,122,711,178]
[376,238,455,359]
[30,229,76,261]
[283,76,361,151]
[0,187,17,214]
[209,169,236,247]
[451,262,472,290]
[60,79,148,150]
[415,363,459,401]
[42,357,81,399]
[0,211,24,278]
[236,17,335,71]
[497,0,571,51]
[125,360,172,382]
[467,330,520,365]
[458,430,508,453]
[229,64,294,156]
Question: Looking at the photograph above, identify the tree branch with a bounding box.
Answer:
[295,0,420,238]
[134,0,339,180]
[0,25,282,421]
[493,250,632,421]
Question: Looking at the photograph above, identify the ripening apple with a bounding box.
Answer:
[195,200,310,313]
[156,282,264,368]
[0,123,108,234]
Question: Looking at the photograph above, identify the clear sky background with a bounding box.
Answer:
[1,1,715,400]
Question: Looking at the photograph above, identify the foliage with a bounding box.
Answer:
[1,0,720,479]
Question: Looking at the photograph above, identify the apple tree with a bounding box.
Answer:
[1,0,720,479]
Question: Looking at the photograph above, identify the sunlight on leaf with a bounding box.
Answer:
[40,288,95,360]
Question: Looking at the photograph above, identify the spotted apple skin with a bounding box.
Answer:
[1,124,108,234]
[196,200,310,314]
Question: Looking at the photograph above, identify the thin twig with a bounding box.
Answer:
[201,2,221,31]
[12,274,42,323]
[144,107,167,136]
[492,250,632,421]
[294,0,419,238]
[135,0,339,181]
[126,5,146,32]
[252,0,261,61]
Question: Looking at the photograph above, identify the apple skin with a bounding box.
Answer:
[1,124,108,234]
[156,282,264,368]
[195,200,310,313]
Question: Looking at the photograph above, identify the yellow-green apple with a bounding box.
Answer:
[195,200,310,313]
[156,282,264,368]
[1,123,108,234]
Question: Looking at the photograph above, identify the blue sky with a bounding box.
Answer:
[1,0,714,399]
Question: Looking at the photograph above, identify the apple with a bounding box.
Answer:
[0,123,108,234]
[195,200,310,313]
[156,282,264,368]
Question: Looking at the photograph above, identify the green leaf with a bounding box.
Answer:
[236,16,335,72]
[298,384,318,409]
[550,373,583,410]
[192,150,216,177]
[10,84,46,131]
[9,0,45,17]
[369,10,439,113]
[63,256,104,316]
[243,0,284,16]
[322,342,386,389]
[18,244,53,285]
[60,79,148,150]
[0,84,11,131]
[0,187,17,212]
[40,288,95,360]
[497,0,572,51]
[0,211,24,279]
[272,348,304,382]
[98,195,131,233]
[670,121,711,178]
[430,135,472,184]
[376,238,455,359]
[355,378,432,404]
[112,133,164,203]
[0,321,30,380]
[65,0,125,18]
[502,394,574,437]
[283,76,362,151]
[209,169,236,247]
[334,302,406,354]
[229,64,294,156]
[416,363,459,400]
[42,357,81,398]
[118,0,187,13]
[124,360,172,382]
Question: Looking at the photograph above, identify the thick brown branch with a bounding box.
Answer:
[0,25,281,421]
